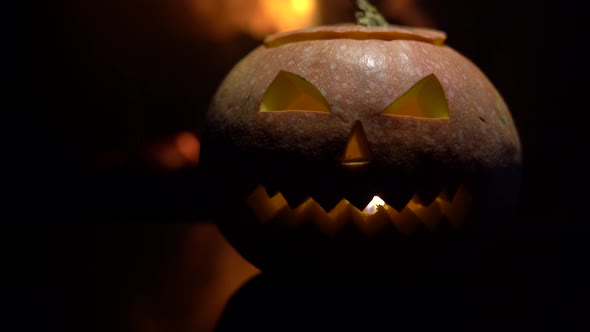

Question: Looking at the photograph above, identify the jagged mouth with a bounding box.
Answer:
[246,184,472,237]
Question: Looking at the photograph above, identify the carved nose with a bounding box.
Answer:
[341,120,372,168]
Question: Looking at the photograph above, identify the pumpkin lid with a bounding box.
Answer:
[264,24,447,48]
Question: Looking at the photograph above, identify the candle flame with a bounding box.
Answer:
[363,196,386,215]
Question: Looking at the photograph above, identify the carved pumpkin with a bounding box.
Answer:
[201,24,522,280]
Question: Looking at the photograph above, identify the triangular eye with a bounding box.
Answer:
[383,74,449,118]
[260,71,331,113]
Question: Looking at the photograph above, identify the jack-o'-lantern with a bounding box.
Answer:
[200,7,522,281]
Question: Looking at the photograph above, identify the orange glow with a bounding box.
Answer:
[148,132,200,170]
[175,131,200,165]
[188,0,320,41]
[187,0,433,41]
[259,0,318,35]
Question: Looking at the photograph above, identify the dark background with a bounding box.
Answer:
[9,0,586,331]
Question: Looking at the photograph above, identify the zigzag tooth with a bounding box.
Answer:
[347,202,366,225]
[269,192,297,226]
[391,205,421,236]
[361,206,391,237]
[246,185,274,223]
[438,184,471,227]
[246,186,296,225]
[381,185,414,213]
[438,191,452,203]
[415,187,440,207]
[407,194,442,232]
[439,183,460,202]
[293,197,332,232]
[329,199,364,233]
[383,205,399,220]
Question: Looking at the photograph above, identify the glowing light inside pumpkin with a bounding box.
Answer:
[383,74,449,118]
[260,71,331,113]
[247,185,472,236]
[342,121,372,166]
[363,196,386,215]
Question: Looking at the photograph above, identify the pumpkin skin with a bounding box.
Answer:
[201,25,522,281]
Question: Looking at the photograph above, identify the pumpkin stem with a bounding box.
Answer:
[353,0,390,27]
